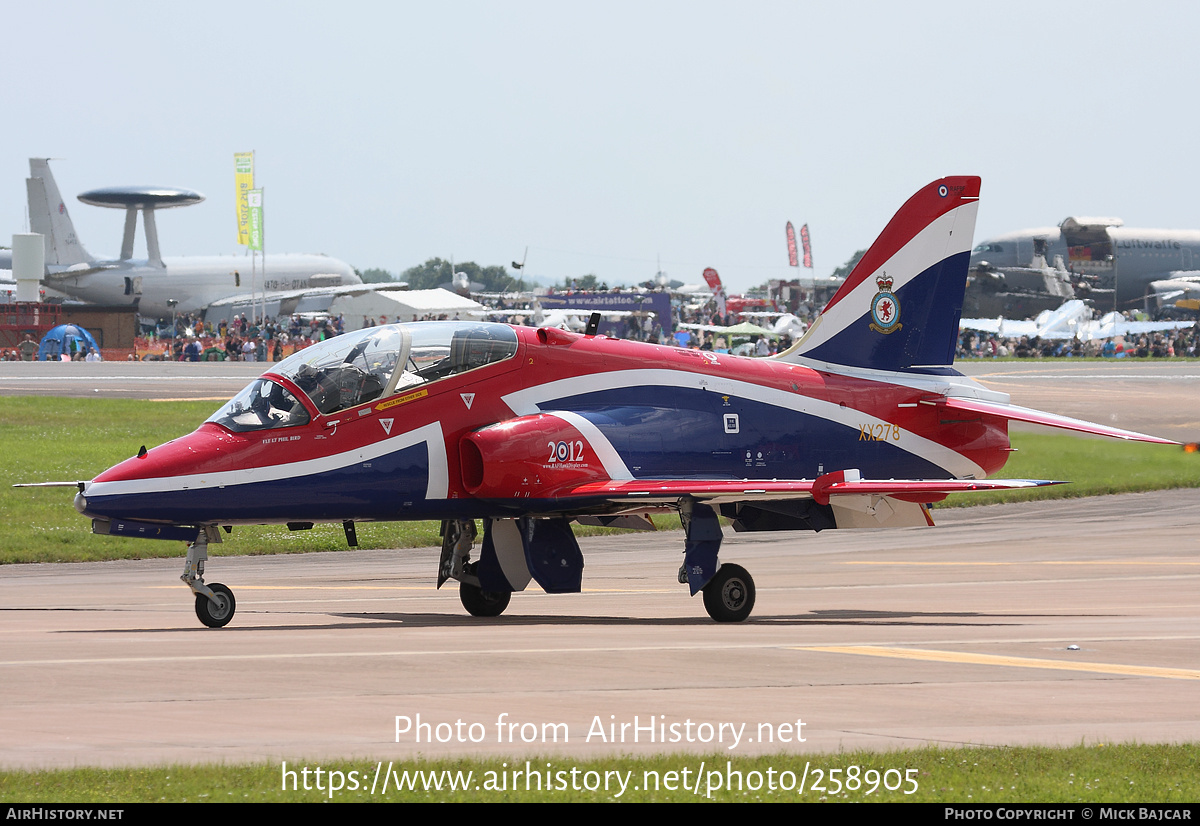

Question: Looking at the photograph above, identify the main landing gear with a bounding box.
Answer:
[439,519,514,618]
[458,580,512,617]
[182,528,237,628]
[701,563,755,623]
[438,508,759,622]
[681,499,757,623]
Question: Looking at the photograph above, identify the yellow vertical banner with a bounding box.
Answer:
[234,152,254,245]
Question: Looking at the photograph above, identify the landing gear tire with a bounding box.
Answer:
[702,564,755,623]
[459,581,511,618]
[195,583,236,628]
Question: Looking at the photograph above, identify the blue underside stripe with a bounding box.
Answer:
[553,386,952,480]
[87,442,443,523]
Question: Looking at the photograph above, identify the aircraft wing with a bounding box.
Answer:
[42,263,119,280]
[478,470,1062,531]
[203,281,414,321]
[959,318,1038,336]
[1087,314,1195,340]
[961,307,1193,342]
[936,397,1178,444]
[553,472,1062,506]
[207,281,411,307]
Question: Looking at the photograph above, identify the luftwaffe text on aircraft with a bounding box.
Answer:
[970,215,1200,311]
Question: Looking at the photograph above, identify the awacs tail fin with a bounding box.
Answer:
[27,158,92,267]
[781,176,980,373]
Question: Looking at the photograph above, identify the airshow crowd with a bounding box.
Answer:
[958,324,1200,360]
[7,298,1199,362]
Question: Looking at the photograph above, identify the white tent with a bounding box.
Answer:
[331,288,486,331]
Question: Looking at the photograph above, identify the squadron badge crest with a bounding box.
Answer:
[869,272,902,334]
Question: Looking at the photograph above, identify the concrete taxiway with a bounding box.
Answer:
[0,358,1196,769]
[0,360,263,400]
[2,359,1199,438]
[1,490,1198,769]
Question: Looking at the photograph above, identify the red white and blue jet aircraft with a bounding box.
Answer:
[71,176,1175,627]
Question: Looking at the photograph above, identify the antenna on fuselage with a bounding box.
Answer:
[77,186,205,268]
[584,312,601,336]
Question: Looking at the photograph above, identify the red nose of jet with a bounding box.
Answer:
[75,424,245,522]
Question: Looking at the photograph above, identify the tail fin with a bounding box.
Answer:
[27,159,92,266]
[782,176,979,373]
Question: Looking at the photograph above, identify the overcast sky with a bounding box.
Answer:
[5,1,1198,292]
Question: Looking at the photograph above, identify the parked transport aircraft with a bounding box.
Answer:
[969,216,1200,309]
[24,158,377,321]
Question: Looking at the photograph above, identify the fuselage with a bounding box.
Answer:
[76,322,1014,529]
[46,253,359,318]
[970,225,1200,307]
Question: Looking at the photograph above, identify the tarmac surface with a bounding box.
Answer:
[0,359,264,401]
[0,358,1197,439]
[0,359,1197,769]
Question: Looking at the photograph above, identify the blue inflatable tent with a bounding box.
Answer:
[37,324,101,361]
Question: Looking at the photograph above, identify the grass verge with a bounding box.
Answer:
[1,743,1197,802]
[3,398,1195,563]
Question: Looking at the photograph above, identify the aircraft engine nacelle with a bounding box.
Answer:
[461,413,613,500]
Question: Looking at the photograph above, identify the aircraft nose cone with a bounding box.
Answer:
[80,425,239,523]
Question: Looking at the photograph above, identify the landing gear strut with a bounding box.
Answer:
[182,528,236,628]
[439,519,513,618]
[681,498,757,622]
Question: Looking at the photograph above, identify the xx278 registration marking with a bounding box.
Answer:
[859,423,901,442]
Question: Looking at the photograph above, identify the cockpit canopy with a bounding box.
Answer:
[207,322,518,432]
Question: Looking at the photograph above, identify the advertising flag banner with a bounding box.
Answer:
[786,221,799,267]
[247,188,264,251]
[800,223,813,268]
[235,152,254,245]
[702,268,726,317]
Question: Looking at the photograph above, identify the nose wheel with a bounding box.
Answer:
[702,564,755,623]
[195,583,236,628]
[182,529,237,628]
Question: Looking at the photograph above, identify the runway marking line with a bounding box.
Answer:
[5,639,1200,669]
[843,560,1200,567]
[147,585,676,595]
[969,372,1200,380]
[797,645,1200,680]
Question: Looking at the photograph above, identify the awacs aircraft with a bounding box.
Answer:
[24,158,384,321]
[64,177,1175,628]
[969,217,1200,309]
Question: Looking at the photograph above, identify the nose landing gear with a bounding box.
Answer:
[182,528,237,628]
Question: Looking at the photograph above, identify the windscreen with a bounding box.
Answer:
[205,378,310,433]
[261,322,518,418]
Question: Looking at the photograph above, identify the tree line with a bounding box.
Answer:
[358,258,529,293]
